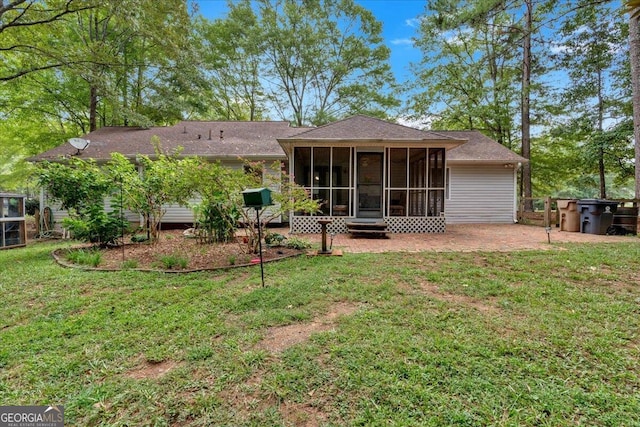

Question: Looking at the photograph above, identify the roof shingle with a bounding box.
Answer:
[283,115,462,141]
[31,121,310,162]
[441,131,528,163]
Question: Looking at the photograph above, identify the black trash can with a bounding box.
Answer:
[610,206,638,235]
[577,199,618,235]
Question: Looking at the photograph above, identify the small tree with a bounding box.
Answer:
[107,141,197,243]
[36,159,126,246]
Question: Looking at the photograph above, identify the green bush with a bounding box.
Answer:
[284,236,312,250]
[63,205,127,247]
[131,234,149,243]
[265,232,286,246]
[193,200,239,244]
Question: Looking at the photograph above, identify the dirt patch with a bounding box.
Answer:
[125,358,181,380]
[409,280,500,314]
[258,302,359,353]
[217,303,356,423]
[280,401,328,427]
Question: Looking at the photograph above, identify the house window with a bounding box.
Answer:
[293,147,353,216]
[386,147,445,217]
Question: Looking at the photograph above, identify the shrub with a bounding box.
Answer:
[63,205,127,247]
[284,236,312,250]
[131,234,149,243]
[264,232,286,246]
[193,200,239,244]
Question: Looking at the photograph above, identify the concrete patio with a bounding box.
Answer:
[294,223,635,253]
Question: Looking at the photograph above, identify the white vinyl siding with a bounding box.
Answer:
[445,165,517,223]
[161,202,198,224]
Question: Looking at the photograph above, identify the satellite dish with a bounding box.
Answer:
[68,138,90,154]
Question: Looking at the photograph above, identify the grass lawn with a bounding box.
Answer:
[1,239,639,426]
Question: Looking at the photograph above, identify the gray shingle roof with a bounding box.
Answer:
[441,131,528,163]
[30,121,309,162]
[282,115,463,141]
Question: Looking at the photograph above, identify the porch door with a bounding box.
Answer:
[356,152,383,218]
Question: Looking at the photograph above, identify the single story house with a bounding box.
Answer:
[31,115,527,233]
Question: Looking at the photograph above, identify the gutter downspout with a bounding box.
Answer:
[514,163,522,223]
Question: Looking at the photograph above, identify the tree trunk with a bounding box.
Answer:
[521,0,533,211]
[89,85,98,132]
[599,147,606,199]
[630,11,640,200]
[597,68,606,199]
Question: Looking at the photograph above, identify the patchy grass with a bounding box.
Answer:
[0,240,639,426]
[65,248,103,267]
[154,253,189,270]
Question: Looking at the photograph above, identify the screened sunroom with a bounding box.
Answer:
[287,145,447,234]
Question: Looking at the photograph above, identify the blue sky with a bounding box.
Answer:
[193,0,426,84]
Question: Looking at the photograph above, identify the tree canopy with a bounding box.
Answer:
[0,0,637,201]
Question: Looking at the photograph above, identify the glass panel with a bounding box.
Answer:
[314,188,330,215]
[4,221,23,246]
[429,148,445,188]
[359,185,381,208]
[409,149,426,188]
[294,147,311,187]
[445,168,450,199]
[428,190,445,216]
[15,198,23,216]
[313,147,331,187]
[332,189,350,216]
[388,148,407,188]
[358,153,382,184]
[357,153,383,218]
[409,190,426,216]
[388,190,406,216]
[332,147,350,187]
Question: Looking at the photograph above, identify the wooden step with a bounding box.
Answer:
[346,220,388,238]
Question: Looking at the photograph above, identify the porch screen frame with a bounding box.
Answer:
[385,147,446,217]
[292,146,354,216]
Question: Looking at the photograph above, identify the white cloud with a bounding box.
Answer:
[550,42,569,55]
[405,17,423,28]
[391,38,414,46]
[397,115,433,130]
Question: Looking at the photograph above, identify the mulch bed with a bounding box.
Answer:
[54,229,303,272]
